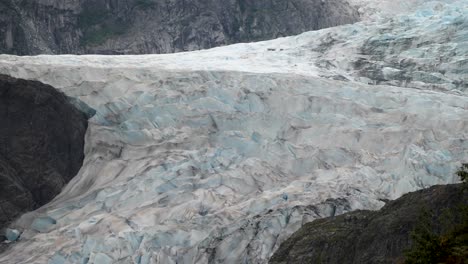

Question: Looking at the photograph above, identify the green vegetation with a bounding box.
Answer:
[78,9,129,46]
[404,164,468,264]
[237,3,280,41]
[456,163,468,183]
[80,21,129,46]
[405,207,468,263]
[78,9,109,29]
[135,0,156,9]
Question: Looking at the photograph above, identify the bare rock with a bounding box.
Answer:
[0,75,89,237]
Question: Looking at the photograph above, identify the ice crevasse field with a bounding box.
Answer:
[0,0,467,263]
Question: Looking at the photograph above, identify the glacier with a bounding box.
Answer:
[0,1,467,263]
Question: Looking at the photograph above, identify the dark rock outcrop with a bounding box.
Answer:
[0,75,89,235]
[270,184,468,264]
[0,0,359,55]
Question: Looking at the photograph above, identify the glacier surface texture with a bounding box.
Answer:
[0,1,467,263]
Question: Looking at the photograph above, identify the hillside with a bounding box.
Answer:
[271,184,468,264]
[0,0,358,55]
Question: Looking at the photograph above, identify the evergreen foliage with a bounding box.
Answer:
[405,164,468,264]
[456,163,468,183]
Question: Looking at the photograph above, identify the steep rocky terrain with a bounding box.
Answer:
[0,0,359,55]
[270,184,468,264]
[0,75,89,241]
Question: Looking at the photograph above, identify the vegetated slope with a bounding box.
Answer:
[0,0,359,55]
[270,184,468,264]
[0,75,89,245]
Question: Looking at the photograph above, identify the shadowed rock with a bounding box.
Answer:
[270,184,468,264]
[0,75,90,238]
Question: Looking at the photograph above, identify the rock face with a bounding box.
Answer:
[270,184,468,264]
[0,75,89,235]
[0,0,359,55]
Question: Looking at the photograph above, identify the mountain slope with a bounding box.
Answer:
[0,75,89,242]
[270,184,468,264]
[0,0,359,55]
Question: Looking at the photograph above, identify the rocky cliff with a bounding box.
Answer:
[0,0,359,55]
[270,184,468,264]
[0,75,89,240]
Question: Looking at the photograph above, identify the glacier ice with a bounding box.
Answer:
[0,1,467,263]
[31,217,57,233]
[5,229,20,242]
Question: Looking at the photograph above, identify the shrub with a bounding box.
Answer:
[404,164,468,263]
[456,163,468,183]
